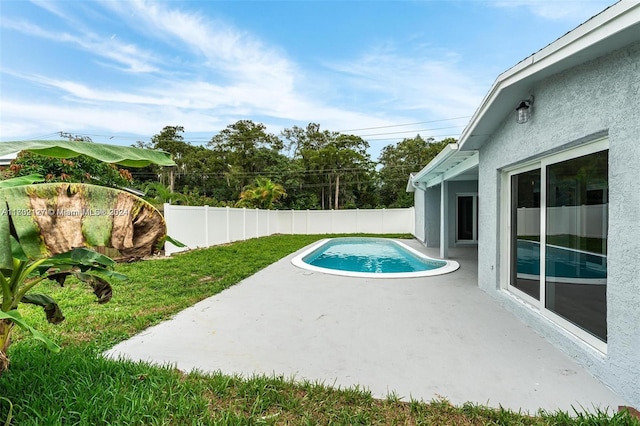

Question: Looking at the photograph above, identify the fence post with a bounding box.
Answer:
[163,203,171,256]
[291,209,294,235]
[356,208,359,233]
[204,205,210,247]
[331,209,334,233]
[382,208,386,233]
[226,206,230,243]
[266,210,270,236]
[256,208,259,238]
[243,207,247,241]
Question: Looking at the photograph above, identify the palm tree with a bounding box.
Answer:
[143,182,186,205]
[236,178,286,209]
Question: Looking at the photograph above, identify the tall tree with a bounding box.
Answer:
[137,126,224,200]
[208,120,287,199]
[149,126,189,192]
[378,136,454,207]
[282,124,375,209]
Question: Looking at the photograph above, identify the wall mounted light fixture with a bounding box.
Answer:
[515,97,534,124]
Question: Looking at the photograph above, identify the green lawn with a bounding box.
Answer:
[1,234,637,425]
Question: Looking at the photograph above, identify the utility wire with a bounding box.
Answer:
[337,116,470,133]
[355,125,462,138]
[50,115,469,144]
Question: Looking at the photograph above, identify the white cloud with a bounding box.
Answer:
[1,0,482,157]
[0,99,227,139]
[325,44,486,122]
[1,19,159,73]
[104,0,297,86]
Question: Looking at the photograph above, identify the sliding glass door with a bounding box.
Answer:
[506,141,608,349]
[545,151,608,342]
[510,169,541,300]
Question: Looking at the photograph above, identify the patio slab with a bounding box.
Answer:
[105,240,628,414]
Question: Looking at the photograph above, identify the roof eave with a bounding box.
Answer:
[458,1,640,152]
[412,143,459,183]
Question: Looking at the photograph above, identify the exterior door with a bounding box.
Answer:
[457,194,477,243]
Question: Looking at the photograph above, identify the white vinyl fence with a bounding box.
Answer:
[164,204,415,255]
[517,205,607,238]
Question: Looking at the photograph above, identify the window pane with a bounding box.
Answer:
[510,169,541,300]
[545,150,608,342]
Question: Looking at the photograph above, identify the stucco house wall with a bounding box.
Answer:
[476,40,640,407]
[413,186,426,243]
[414,181,478,249]
[423,186,441,247]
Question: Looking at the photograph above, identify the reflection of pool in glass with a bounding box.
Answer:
[517,240,606,284]
[291,237,459,278]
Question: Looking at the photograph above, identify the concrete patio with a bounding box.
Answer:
[105,240,628,414]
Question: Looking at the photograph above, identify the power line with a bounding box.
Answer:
[337,116,470,133]
[29,132,62,140]
[50,115,469,144]
[364,133,459,141]
[130,161,429,180]
[356,125,463,138]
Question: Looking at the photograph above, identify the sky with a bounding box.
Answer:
[0,0,616,161]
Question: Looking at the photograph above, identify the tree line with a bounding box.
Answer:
[8,121,454,210]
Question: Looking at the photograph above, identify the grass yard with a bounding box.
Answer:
[0,234,638,425]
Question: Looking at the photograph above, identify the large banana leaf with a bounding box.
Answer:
[0,140,175,168]
[0,183,167,270]
[0,174,44,189]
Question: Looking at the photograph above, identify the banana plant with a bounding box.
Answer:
[0,141,176,374]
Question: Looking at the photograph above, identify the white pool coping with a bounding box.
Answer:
[291,238,460,279]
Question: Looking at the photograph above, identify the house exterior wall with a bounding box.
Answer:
[414,181,478,250]
[413,187,426,243]
[424,186,441,248]
[476,41,640,407]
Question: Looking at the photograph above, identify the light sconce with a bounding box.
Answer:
[515,97,534,124]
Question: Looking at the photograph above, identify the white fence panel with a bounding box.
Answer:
[164,205,206,255]
[517,205,607,239]
[382,208,416,233]
[332,210,357,233]
[227,207,245,242]
[164,205,415,255]
[276,210,292,234]
[306,210,332,234]
[244,209,258,240]
[207,207,229,246]
[257,209,271,237]
[356,209,383,233]
[291,210,310,234]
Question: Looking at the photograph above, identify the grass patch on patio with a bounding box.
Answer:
[1,234,637,425]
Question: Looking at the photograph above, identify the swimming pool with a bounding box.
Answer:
[516,239,606,284]
[291,237,460,278]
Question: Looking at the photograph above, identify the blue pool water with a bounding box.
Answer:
[291,237,459,278]
[517,239,606,281]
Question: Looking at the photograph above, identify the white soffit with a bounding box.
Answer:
[412,144,479,189]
